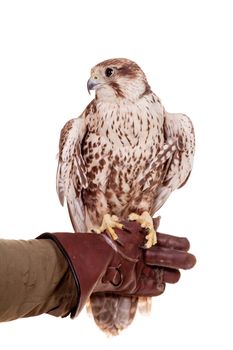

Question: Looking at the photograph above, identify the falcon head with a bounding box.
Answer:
[87,58,151,102]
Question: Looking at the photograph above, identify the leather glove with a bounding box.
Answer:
[39,220,196,318]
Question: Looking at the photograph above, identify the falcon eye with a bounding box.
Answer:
[105,68,114,77]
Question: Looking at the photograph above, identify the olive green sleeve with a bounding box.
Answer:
[0,238,77,322]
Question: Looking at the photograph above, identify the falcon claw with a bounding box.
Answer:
[96,214,123,241]
[139,244,148,250]
[120,223,131,233]
[116,238,125,247]
[128,211,157,248]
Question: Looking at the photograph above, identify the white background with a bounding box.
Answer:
[0,0,232,349]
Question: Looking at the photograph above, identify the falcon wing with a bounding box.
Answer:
[151,112,195,213]
[56,115,88,232]
[163,112,195,187]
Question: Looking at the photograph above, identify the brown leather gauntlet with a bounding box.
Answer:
[38,220,196,318]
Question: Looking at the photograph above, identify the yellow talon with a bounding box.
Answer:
[96,214,123,240]
[128,211,157,248]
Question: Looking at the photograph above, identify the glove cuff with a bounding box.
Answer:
[37,232,115,318]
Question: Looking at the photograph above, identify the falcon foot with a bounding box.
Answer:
[128,211,157,248]
[96,214,123,241]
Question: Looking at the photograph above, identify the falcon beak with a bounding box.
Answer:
[87,78,100,94]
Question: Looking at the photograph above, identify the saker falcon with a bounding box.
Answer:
[56,58,195,335]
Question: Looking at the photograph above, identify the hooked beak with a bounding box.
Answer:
[87,78,100,94]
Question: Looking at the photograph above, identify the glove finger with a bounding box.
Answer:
[157,232,191,251]
[145,246,196,270]
[163,268,181,283]
[136,266,180,297]
[132,266,164,297]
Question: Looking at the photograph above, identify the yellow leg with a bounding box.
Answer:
[128,211,157,248]
[96,214,123,240]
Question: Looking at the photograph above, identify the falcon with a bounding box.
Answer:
[56,58,195,335]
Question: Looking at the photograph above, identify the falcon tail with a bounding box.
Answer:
[88,294,138,336]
